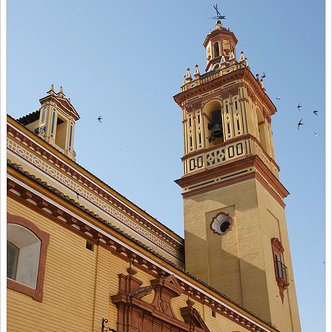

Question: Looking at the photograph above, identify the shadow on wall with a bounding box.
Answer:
[184,230,272,324]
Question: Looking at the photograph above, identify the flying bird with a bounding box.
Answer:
[297,103,302,111]
[276,97,281,100]
[97,116,102,123]
[297,119,303,130]
[261,72,266,79]
[314,132,318,137]
[313,110,318,115]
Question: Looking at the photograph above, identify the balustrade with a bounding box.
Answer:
[183,137,278,177]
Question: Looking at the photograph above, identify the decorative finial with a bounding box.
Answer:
[239,51,245,62]
[127,258,137,276]
[215,20,223,29]
[57,86,65,98]
[184,68,192,83]
[229,51,235,61]
[194,64,200,79]
[220,55,226,64]
[47,84,55,95]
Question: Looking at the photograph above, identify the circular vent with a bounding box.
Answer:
[211,213,232,235]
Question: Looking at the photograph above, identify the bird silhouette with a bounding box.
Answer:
[276,97,281,100]
[297,103,302,111]
[314,132,318,137]
[313,110,318,115]
[261,72,266,79]
[98,116,102,123]
[297,119,303,130]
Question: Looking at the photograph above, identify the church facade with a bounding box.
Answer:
[7,19,301,332]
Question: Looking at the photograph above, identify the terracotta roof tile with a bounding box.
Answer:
[16,110,40,125]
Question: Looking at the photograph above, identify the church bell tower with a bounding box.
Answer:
[174,18,301,331]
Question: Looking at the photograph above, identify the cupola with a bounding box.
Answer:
[203,20,238,72]
[17,85,80,161]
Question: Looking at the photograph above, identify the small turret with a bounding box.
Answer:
[203,20,238,72]
[17,85,80,161]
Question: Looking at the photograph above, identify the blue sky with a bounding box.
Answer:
[7,0,326,331]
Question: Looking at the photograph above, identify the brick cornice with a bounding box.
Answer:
[7,164,183,263]
[176,155,256,188]
[39,94,80,120]
[203,28,238,48]
[174,67,276,119]
[176,155,288,207]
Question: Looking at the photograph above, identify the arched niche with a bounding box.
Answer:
[256,107,268,152]
[203,99,224,147]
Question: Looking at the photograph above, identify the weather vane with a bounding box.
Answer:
[210,3,226,20]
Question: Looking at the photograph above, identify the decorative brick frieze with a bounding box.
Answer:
[7,122,183,261]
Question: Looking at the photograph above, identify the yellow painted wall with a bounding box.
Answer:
[184,179,270,319]
[8,197,97,331]
[8,197,257,332]
[183,176,301,331]
[256,181,301,332]
[171,294,251,332]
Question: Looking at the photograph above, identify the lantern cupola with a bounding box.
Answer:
[203,20,238,72]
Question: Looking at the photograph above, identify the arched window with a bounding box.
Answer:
[7,224,41,288]
[7,214,50,302]
[213,42,220,58]
[271,238,289,302]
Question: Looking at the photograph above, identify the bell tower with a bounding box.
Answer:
[174,19,301,331]
[17,85,80,161]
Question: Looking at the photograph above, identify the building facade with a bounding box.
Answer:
[7,19,301,332]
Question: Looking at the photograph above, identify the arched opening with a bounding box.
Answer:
[55,114,68,150]
[213,42,220,58]
[203,100,224,146]
[257,108,268,152]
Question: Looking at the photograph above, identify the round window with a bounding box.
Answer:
[210,213,232,235]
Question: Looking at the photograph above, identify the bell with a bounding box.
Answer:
[211,123,223,138]
[208,110,223,138]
